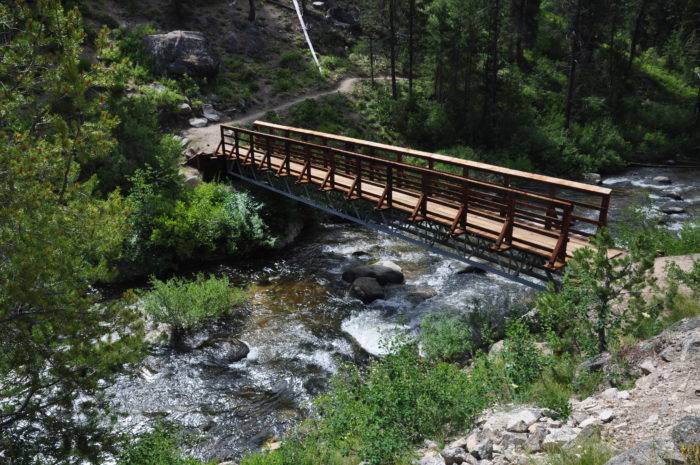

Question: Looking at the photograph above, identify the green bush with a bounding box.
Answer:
[502,320,546,387]
[143,274,245,347]
[420,313,474,362]
[152,182,275,259]
[242,343,512,465]
[118,424,209,465]
[616,209,700,257]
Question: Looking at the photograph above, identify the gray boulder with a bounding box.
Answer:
[418,450,446,465]
[351,277,385,304]
[604,439,684,465]
[342,264,404,285]
[144,31,219,77]
[671,416,700,449]
[189,117,208,128]
[661,188,684,200]
[583,173,602,185]
[204,339,250,364]
[653,176,672,184]
[660,204,687,215]
[202,103,221,122]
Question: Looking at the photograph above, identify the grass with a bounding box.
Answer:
[533,438,615,465]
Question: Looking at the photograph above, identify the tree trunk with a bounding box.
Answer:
[626,0,648,76]
[389,0,398,100]
[369,36,375,85]
[408,0,415,99]
[564,0,582,129]
[482,0,500,144]
[514,0,526,70]
[248,0,256,22]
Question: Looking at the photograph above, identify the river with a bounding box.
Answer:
[107,165,699,462]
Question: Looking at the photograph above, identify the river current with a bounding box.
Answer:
[107,165,699,462]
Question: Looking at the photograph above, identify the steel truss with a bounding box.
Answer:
[226,158,556,290]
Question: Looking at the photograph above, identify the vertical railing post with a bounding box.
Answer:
[220,125,226,155]
[386,165,393,208]
[598,195,610,230]
[548,202,573,268]
[544,185,558,230]
[356,156,362,197]
[284,139,291,175]
[234,128,241,160]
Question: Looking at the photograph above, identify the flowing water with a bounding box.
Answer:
[108,165,699,462]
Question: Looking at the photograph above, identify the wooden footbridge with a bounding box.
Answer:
[192,121,620,288]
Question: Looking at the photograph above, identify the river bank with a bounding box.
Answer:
[108,165,699,462]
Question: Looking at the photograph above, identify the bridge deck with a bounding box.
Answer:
[241,147,616,263]
[212,124,623,276]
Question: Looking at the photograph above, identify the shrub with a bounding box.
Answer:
[420,313,474,363]
[118,424,208,465]
[536,230,655,355]
[616,209,700,257]
[143,274,245,348]
[502,320,546,388]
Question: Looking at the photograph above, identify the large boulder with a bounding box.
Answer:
[672,416,700,449]
[350,277,385,304]
[342,264,404,285]
[144,31,219,78]
[604,439,684,465]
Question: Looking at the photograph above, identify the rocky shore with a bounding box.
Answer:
[416,316,700,465]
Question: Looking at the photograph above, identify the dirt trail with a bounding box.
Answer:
[184,76,391,155]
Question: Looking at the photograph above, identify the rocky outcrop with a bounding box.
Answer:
[144,31,219,78]
[416,316,700,465]
[350,277,385,304]
[342,263,405,285]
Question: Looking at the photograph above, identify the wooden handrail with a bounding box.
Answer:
[223,125,573,209]
[253,120,612,231]
[220,125,579,267]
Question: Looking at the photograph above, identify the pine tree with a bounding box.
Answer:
[0,2,144,462]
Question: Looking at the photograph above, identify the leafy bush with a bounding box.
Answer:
[118,424,209,465]
[143,274,245,347]
[242,343,512,465]
[420,313,474,362]
[502,320,545,387]
[152,182,275,259]
[616,210,700,257]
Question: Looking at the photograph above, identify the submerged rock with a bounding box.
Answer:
[350,277,385,303]
[342,264,404,285]
[144,30,219,77]
[660,204,687,215]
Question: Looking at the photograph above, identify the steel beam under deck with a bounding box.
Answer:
[224,157,556,290]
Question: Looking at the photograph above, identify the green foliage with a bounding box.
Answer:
[143,274,245,333]
[286,94,371,139]
[502,321,545,387]
[123,180,275,277]
[272,50,324,94]
[536,438,614,465]
[242,343,512,465]
[536,230,656,355]
[616,210,700,257]
[118,424,209,465]
[0,2,145,462]
[420,313,474,362]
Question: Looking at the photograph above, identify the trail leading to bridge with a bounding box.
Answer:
[184,77,391,155]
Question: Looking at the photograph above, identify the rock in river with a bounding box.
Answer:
[144,31,219,78]
[342,264,404,285]
[652,175,672,184]
[350,277,385,304]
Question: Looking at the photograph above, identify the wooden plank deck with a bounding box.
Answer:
[214,124,624,275]
[241,147,620,263]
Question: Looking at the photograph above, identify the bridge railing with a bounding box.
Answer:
[221,125,576,268]
[253,121,612,240]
